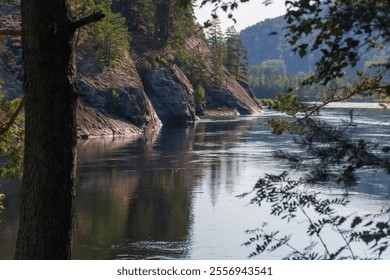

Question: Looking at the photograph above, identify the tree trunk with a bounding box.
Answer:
[15,0,103,260]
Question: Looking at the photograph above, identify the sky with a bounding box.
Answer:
[194,0,287,32]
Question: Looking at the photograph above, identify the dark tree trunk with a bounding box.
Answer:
[15,0,103,260]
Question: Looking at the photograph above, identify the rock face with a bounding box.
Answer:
[140,62,197,124]
[76,49,162,137]
[185,35,262,116]
[1,3,261,139]
[205,76,261,116]
[76,102,145,139]
[0,2,161,139]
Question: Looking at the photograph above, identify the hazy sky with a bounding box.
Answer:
[194,0,287,32]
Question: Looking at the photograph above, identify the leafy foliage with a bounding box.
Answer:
[199,0,272,26]
[285,0,390,85]
[0,80,24,179]
[166,1,197,64]
[195,83,206,108]
[0,79,24,222]
[241,172,390,259]
[277,116,390,187]
[71,0,129,65]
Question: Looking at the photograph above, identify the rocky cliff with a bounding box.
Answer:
[0,2,162,139]
[0,2,261,139]
[137,54,197,124]
[185,35,262,116]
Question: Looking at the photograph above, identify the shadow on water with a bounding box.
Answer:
[72,118,260,259]
[73,126,197,259]
[1,110,390,259]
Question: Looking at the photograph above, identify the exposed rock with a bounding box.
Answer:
[1,2,261,138]
[186,35,262,116]
[76,102,145,139]
[76,49,162,134]
[139,60,197,124]
[205,76,261,116]
[0,3,162,138]
[238,80,258,100]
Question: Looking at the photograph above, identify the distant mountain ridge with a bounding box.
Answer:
[239,15,390,75]
[239,16,318,74]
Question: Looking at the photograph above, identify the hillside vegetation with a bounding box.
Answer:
[240,15,390,100]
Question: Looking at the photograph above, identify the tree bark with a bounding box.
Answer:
[0,29,22,36]
[15,0,103,260]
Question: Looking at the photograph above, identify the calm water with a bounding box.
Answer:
[1,109,390,259]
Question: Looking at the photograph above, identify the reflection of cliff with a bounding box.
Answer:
[73,127,197,259]
[123,126,196,259]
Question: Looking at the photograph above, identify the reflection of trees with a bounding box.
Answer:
[194,118,260,207]
[72,117,269,259]
[124,126,195,259]
[73,126,196,259]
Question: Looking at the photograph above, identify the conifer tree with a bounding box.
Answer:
[167,1,196,61]
[93,0,130,65]
[206,17,224,87]
[225,25,249,82]
[111,0,155,38]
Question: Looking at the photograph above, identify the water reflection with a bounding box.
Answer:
[1,110,390,259]
[73,127,197,259]
[72,117,265,259]
[0,180,20,259]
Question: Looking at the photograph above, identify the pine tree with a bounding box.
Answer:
[166,1,196,62]
[111,0,155,38]
[93,0,130,65]
[68,0,97,47]
[225,25,249,82]
[206,17,224,87]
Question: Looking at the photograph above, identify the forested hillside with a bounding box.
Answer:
[240,15,390,99]
[0,0,261,138]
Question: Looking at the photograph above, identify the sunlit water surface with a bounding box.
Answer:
[1,109,390,259]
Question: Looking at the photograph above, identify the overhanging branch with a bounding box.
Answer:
[0,97,24,136]
[70,11,105,32]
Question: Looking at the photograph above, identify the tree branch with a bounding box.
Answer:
[0,97,24,136]
[70,11,105,32]
[0,29,22,37]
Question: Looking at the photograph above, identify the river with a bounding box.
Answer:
[1,108,390,259]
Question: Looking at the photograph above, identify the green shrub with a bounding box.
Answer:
[195,83,206,108]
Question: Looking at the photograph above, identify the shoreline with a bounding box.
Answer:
[306,102,388,109]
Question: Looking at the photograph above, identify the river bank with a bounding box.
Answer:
[308,102,388,109]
